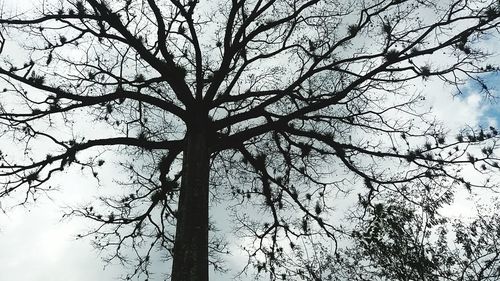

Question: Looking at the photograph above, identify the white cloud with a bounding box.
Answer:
[0,176,125,281]
[0,1,499,280]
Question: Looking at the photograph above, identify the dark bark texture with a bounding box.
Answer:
[172,119,210,281]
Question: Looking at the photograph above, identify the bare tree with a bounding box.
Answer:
[0,0,499,280]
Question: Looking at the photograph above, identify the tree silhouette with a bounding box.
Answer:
[0,0,499,280]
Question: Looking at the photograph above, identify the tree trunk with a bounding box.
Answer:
[171,120,210,281]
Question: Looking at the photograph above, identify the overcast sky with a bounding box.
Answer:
[2,74,498,281]
[0,1,499,281]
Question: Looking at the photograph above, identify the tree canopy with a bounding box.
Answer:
[0,0,500,280]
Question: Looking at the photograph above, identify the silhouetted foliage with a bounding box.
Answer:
[0,0,499,280]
